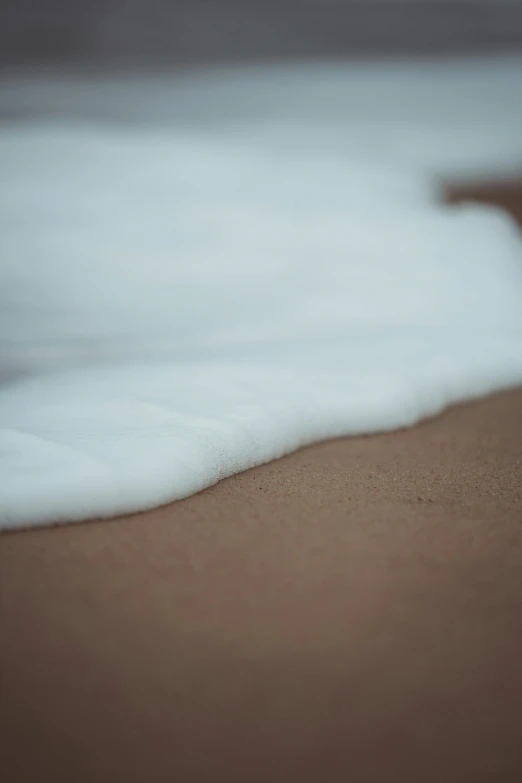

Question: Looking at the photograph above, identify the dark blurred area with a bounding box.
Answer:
[1,0,521,70]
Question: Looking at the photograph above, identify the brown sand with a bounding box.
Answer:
[1,185,522,783]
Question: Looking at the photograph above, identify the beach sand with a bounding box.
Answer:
[1,184,521,782]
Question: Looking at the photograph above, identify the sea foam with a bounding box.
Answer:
[1,57,522,528]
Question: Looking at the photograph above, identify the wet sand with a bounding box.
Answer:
[1,184,521,782]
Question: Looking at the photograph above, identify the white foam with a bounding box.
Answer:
[1,57,522,528]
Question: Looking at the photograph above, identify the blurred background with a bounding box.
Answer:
[1,1,521,69]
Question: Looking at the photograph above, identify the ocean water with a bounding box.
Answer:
[1,57,522,528]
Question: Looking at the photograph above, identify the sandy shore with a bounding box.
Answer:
[1,185,521,782]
